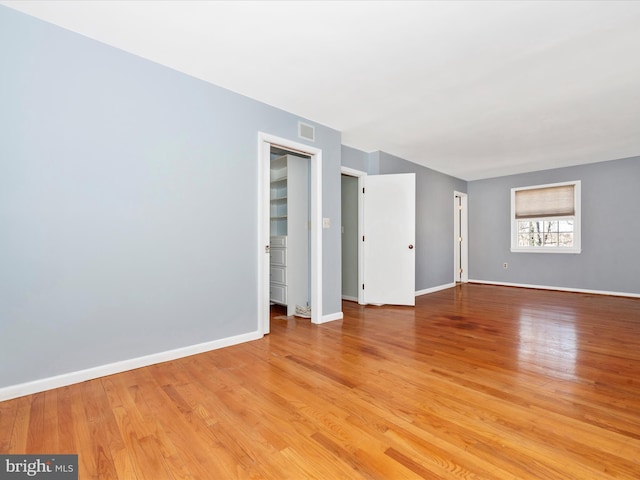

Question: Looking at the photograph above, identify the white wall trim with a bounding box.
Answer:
[341,166,366,177]
[0,331,263,402]
[341,295,358,302]
[317,311,344,324]
[258,132,323,332]
[469,279,640,299]
[416,283,456,296]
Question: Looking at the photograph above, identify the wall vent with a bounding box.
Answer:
[298,122,315,142]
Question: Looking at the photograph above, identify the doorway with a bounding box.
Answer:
[258,133,322,334]
[340,168,416,306]
[454,191,469,283]
[269,146,311,318]
[340,167,366,304]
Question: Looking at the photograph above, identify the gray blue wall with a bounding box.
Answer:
[0,6,342,389]
[342,146,467,291]
[341,145,372,173]
[468,156,640,295]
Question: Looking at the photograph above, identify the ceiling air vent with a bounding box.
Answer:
[298,122,315,142]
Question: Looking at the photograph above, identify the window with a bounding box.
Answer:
[511,181,581,253]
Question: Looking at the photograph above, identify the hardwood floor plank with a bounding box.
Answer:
[80,379,120,480]
[310,431,418,480]
[70,382,99,479]
[8,395,31,452]
[25,392,46,453]
[384,447,446,480]
[55,386,77,454]
[0,396,19,452]
[110,447,140,480]
[41,389,60,453]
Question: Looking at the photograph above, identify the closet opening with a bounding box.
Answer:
[268,146,312,322]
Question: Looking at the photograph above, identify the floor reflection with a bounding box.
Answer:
[518,307,578,380]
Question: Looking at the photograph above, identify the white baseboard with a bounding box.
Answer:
[468,279,640,298]
[416,282,457,296]
[341,295,358,302]
[0,330,263,402]
[314,311,344,324]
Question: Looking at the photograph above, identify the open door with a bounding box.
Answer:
[363,173,416,306]
[454,191,468,283]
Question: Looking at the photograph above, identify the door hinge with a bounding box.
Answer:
[362,187,365,194]
[362,284,365,290]
[459,236,462,242]
[362,235,365,242]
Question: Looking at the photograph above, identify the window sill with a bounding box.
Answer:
[510,247,581,254]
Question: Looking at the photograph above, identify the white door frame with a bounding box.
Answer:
[454,191,469,283]
[340,166,366,305]
[258,132,322,334]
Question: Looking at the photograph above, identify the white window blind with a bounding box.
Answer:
[515,184,575,219]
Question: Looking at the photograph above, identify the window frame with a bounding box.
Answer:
[510,180,581,254]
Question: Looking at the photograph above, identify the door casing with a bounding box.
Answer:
[258,132,322,334]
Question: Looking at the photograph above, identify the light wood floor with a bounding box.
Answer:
[2,284,640,479]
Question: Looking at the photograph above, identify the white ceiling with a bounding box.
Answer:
[4,0,640,180]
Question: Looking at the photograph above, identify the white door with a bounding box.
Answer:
[454,191,468,283]
[363,173,416,306]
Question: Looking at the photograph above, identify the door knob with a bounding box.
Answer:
[408,244,414,249]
